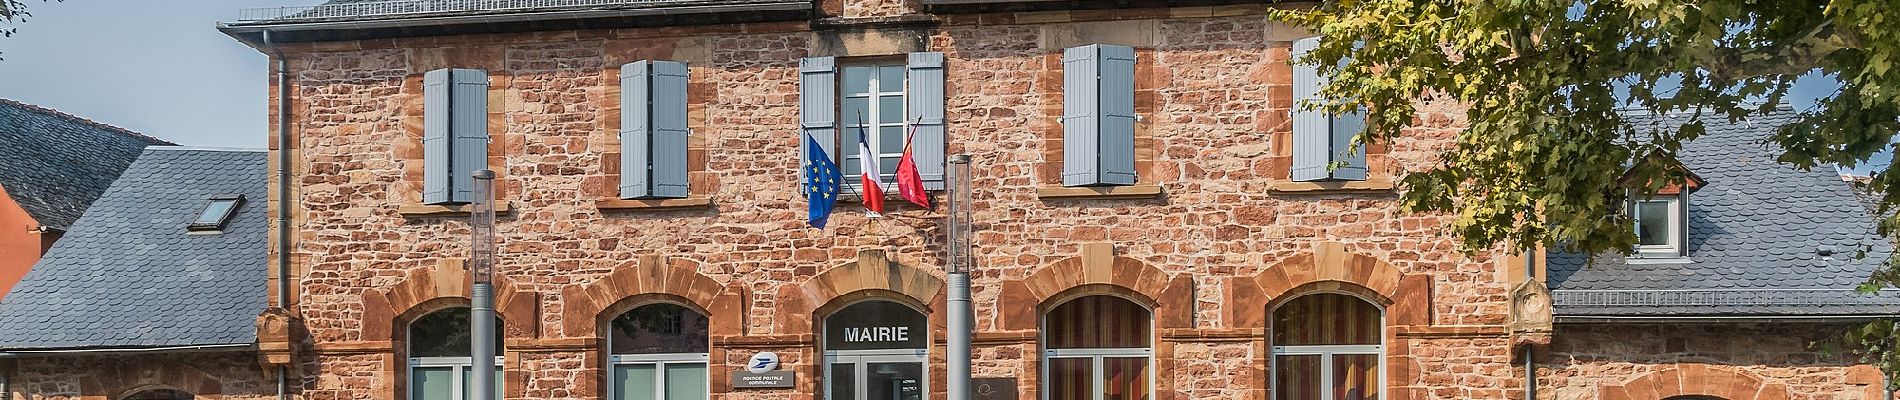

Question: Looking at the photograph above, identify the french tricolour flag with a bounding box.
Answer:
[857,133,885,217]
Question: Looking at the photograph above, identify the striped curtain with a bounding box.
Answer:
[1271,294,1380,346]
[1047,295,1152,349]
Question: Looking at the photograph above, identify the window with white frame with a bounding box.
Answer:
[607,303,709,400]
[838,61,908,181]
[1271,293,1382,400]
[1042,295,1153,400]
[408,307,502,400]
[1630,196,1683,257]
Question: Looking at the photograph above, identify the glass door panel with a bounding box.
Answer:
[1102,357,1149,400]
[828,360,857,400]
[1333,354,1379,400]
[1046,358,1093,400]
[663,363,708,400]
[460,369,502,400]
[614,364,658,400]
[1274,355,1320,400]
[865,362,923,400]
[412,366,455,400]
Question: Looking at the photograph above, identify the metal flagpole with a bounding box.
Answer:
[469,169,498,400]
[945,155,973,399]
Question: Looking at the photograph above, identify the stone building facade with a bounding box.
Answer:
[181,1,1898,400]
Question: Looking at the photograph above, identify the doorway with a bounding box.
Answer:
[822,299,928,400]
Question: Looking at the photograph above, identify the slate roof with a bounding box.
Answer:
[1547,109,1900,318]
[0,99,173,231]
[0,148,267,350]
[237,0,803,24]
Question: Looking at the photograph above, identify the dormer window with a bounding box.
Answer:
[188,195,244,232]
[1626,192,1690,259]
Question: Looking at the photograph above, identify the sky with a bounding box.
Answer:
[0,1,1886,173]
[0,0,312,148]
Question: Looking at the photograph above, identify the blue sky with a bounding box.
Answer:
[0,1,1886,173]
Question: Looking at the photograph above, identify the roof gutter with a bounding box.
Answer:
[218,2,806,34]
[0,343,253,357]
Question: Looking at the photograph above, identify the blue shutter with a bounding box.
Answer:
[906,52,947,190]
[1062,44,1138,187]
[1290,37,1369,182]
[422,69,452,204]
[800,56,836,194]
[1289,37,1331,182]
[619,61,691,199]
[449,69,490,203]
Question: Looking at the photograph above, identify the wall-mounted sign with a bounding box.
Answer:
[824,300,928,350]
[731,370,795,389]
[972,377,1018,400]
[747,351,780,374]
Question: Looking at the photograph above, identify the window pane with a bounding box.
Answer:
[1274,355,1320,400]
[1637,201,1671,246]
[1046,296,1152,349]
[1334,354,1380,400]
[614,364,658,400]
[193,199,238,226]
[866,362,924,400]
[663,363,708,400]
[1272,294,1381,346]
[1104,357,1151,400]
[412,366,455,400]
[460,368,501,400]
[878,95,904,124]
[609,303,710,354]
[881,156,902,175]
[878,65,905,92]
[123,389,195,400]
[843,97,870,125]
[828,362,856,400]
[1046,358,1093,400]
[843,66,872,95]
[880,126,906,154]
[409,308,504,357]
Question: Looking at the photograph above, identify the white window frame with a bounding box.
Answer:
[606,352,711,400]
[1267,293,1386,400]
[837,60,909,190]
[1037,296,1157,400]
[1629,196,1683,257]
[407,356,504,400]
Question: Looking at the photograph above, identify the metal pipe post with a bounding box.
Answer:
[945,155,973,400]
[469,170,498,400]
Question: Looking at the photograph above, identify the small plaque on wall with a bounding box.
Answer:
[972,377,1018,400]
[731,370,795,389]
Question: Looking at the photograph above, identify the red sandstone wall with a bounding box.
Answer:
[1539,323,1887,400]
[271,5,1521,400]
[5,352,273,400]
[0,184,50,300]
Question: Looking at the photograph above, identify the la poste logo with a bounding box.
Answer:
[747,352,780,374]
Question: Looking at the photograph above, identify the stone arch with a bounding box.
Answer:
[93,361,222,400]
[997,242,1193,331]
[360,260,539,342]
[773,249,946,335]
[1599,364,1788,400]
[1225,242,1431,328]
[561,255,747,339]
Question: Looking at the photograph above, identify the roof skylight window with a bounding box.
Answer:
[188,195,245,232]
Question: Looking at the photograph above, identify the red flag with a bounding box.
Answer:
[895,126,930,208]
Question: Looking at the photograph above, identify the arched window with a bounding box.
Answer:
[823,299,929,400]
[408,307,503,400]
[1042,295,1153,400]
[608,303,710,400]
[122,389,194,400]
[1665,397,1726,400]
[1270,293,1383,400]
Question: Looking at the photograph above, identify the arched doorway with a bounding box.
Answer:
[1041,294,1154,400]
[606,302,710,400]
[823,299,929,400]
[122,389,194,400]
[407,307,503,400]
[1665,397,1726,400]
[1270,293,1384,400]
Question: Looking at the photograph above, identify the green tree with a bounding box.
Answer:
[1272,0,1900,384]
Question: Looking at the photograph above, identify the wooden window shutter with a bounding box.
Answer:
[619,60,691,199]
[1061,44,1139,187]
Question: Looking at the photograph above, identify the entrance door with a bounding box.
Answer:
[825,350,927,400]
[823,300,930,400]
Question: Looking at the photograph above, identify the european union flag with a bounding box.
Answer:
[804,133,843,228]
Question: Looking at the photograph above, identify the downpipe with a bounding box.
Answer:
[264,28,293,400]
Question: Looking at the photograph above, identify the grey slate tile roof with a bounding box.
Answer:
[1547,109,1900,317]
[0,148,267,350]
[0,99,173,230]
[243,0,802,23]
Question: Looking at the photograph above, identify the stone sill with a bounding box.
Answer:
[1266,179,1397,193]
[397,202,513,217]
[1035,184,1165,200]
[595,197,713,211]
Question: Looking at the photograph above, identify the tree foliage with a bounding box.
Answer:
[1273,0,1900,385]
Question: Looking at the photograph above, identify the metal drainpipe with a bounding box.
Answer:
[1524,250,1538,400]
[264,29,292,400]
